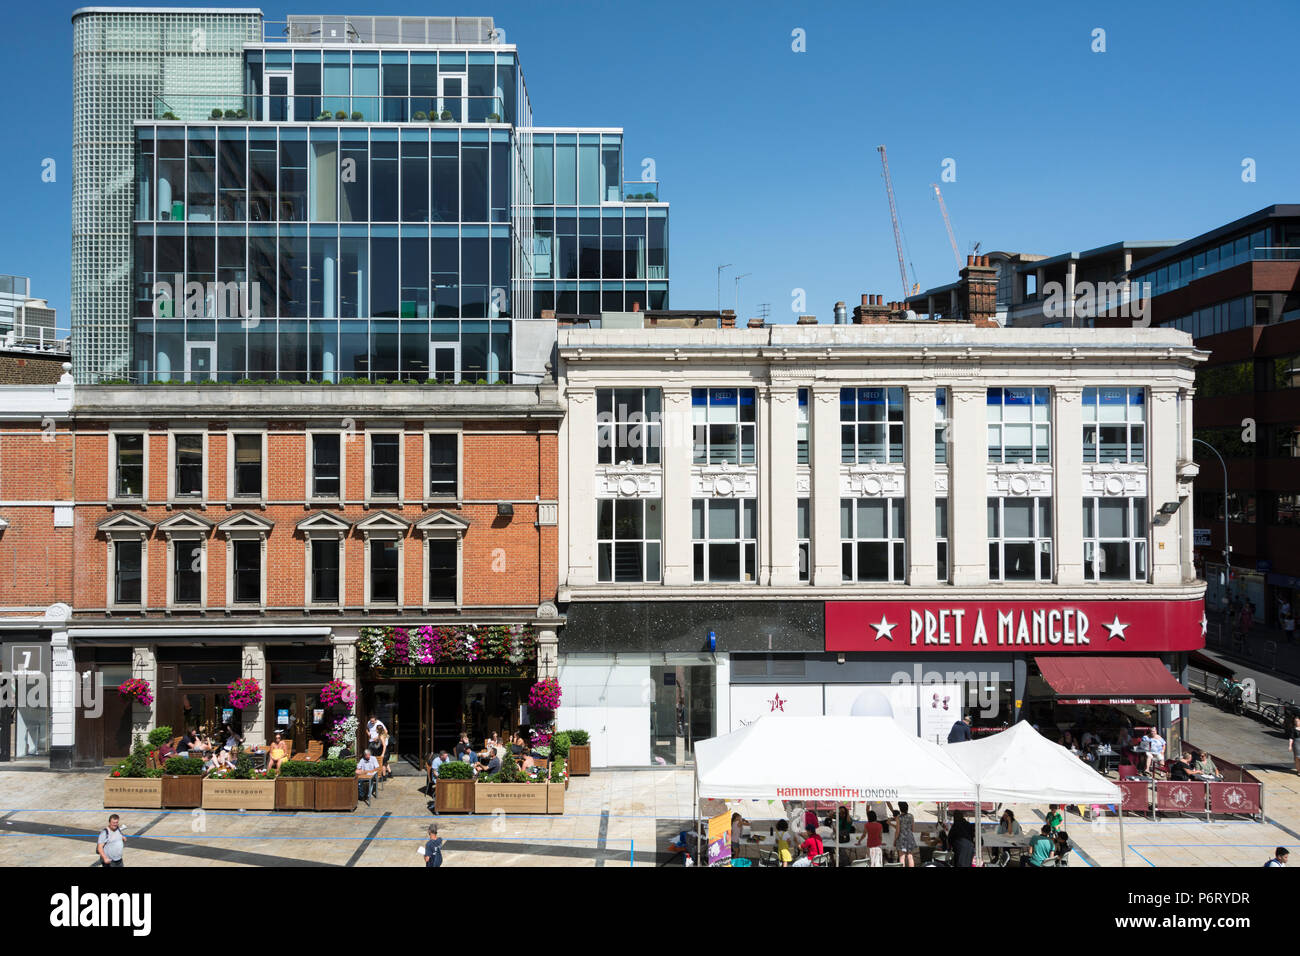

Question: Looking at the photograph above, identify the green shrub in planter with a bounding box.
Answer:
[319,758,359,778]
[566,730,590,746]
[210,108,224,120]
[350,111,363,121]
[147,726,174,748]
[437,759,474,780]
[163,756,205,775]
[335,110,347,120]
[440,110,452,120]
[413,110,427,121]
[549,758,566,783]
[550,732,571,758]
[279,760,318,777]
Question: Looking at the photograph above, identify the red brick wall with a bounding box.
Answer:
[60,419,558,613]
[0,424,74,611]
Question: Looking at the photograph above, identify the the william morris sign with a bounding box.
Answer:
[372,663,535,680]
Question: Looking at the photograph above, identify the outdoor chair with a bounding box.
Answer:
[849,857,873,867]
[758,849,782,867]
[929,850,953,866]
[1117,764,1139,780]
[810,852,832,867]
[292,740,324,762]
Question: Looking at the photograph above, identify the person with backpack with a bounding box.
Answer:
[1264,847,1288,867]
[423,824,444,867]
[96,814,126,867]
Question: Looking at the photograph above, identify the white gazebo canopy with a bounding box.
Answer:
[941,721,1121,805]
[693,715,977,803]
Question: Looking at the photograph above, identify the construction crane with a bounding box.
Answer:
[876,145,914,300]
[931,183,961,270]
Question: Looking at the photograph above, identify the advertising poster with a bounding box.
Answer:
[706,810,732,866]
[728,684,823,730]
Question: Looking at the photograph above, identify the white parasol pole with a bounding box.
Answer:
[693,769,700,865]
[974,785,982,865]
[1118,804,1127,867]
[835,811,840,867]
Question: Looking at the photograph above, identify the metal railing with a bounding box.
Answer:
[155,94,510,125]
[264,16,499,46]
[1,328,70,353]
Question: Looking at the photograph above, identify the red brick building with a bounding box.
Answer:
[1,381,562,768]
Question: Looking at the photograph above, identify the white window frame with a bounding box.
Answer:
[1082,387,1146,464]
[840,387,905,465]
[168,430,208,505]
[596,387,663,466]
[306,431,347,504]
[227,430,268,504]
[988,495,1054,583]
[166,534,207,609]
[415,511,469,608]
[840,497,907,583]
[691,497,758,584]
[217,511,273,609]
[1083,496,1149,583]
[934,388,949,466]
[298,512,352,608]
[595,497,663,584]
[108,430,148,503]
[797,496,811,583]
[423,430,462,503]
[935,497,949,584]
[101,513,153,609]
[357,511,411,608]
[365,429,406,505]
[986,387,1052,464]
[691,388,757,467]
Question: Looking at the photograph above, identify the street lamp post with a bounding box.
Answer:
[1192,438,1231,607]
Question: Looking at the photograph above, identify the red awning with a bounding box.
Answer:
[1034,656,1192,705]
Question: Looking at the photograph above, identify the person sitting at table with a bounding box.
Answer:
[796,826,825,865]
[1080,729,1099,749]
[1168,752,1194,781]
[222,724,243,752]
[1025,825,1056,867]
[1192,751,1222,781]
[476,748,501,775]
[948,810,976,867]
[1060,730,1078,752]
[1138,728,1166,776]
[177,729,201,756]
[205,748,234,773]
[1053,830,1073,866]
[454,733,474,763]
[356,751,380,804]
[997,809,1022,836]
[773,819,798,867]
[834,805,855,838]
[265,731,290,773]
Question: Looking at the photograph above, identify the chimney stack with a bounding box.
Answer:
[853,293,892,324]
[796,314,818,325]
[959,254,999,327]
[747,317,764,329]
[834,301,848,324]
[719,309,736,329]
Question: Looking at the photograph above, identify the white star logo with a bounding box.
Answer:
[871,616,897,642]
[1200,614,1208,636]
[1103,616,1129,641]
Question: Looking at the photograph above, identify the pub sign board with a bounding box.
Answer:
[371,663,536,680]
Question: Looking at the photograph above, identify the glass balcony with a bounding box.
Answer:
[621,181,660,202]
[154,94,510,125]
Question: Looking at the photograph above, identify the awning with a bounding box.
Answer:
[1034,655,1191,705]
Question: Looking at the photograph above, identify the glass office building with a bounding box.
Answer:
[118,13,669,383]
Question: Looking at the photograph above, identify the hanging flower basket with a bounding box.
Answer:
[327,713,358,746]
[227,677,262,710]
[319,679,355,712]
[118,678,154,707]
[358,624,537,669]
[529,678,562,713]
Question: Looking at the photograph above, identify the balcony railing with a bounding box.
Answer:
[263,16,499,46]
[1253,246,1300,261]
[621,181,661,202]
[154,94,510,125]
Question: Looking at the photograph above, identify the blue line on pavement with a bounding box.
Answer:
[1127,845,1156,866]
[0,831,635,845]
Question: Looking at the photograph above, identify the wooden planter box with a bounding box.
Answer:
[435,778,476,814]
[546,782,566,814]
[275,777,317,811]
[161,774,204,808]
[104,777,162,809]
[474,782,550,814]
[202,778,276,810]
[314,777,359,812]
[568,744,591,776]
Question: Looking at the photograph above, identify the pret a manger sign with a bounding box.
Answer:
[826,599,1205,653]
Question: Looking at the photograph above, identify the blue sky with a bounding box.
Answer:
[3,0,1298,332]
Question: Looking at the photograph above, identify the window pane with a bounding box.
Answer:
[708,500,739,539]
[311,540,339,602]
[115,542,142,604]
[1098,499,1127,538]
[428,539,457,601]
[1003,499,1032,538]
[428,433,457,495]
[708,543,740,582]
[1003,542,1035,580]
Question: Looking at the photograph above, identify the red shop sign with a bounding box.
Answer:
[826,599,1205,653]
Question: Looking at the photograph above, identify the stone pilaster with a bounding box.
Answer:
[905,386,937,586]
[949,386,988,586]
[565,387,597,586]
[811,386,842,586]
[1054,386,1084,585]
[241,643,266,739]
[1149,387,1182,585]
[767,386,800,586]
[331,633,358,684]
[131,645,156,743]
[662,387,694,586]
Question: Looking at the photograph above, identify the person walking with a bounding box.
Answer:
[96,814,126,868]
[422,824,445,867]
[894,801,918,868]
[947,715,973,743]
[1288,716,1300,775]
